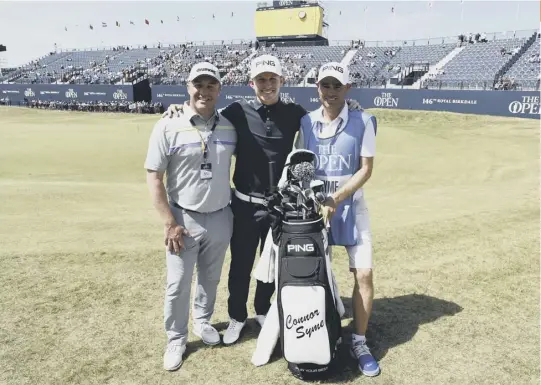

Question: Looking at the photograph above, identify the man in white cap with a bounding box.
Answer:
[296,62,380,377]
[144,62,237,371]
[162,55,362,347]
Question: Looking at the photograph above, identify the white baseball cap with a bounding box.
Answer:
[250,55,283,79]
[187,62,221,83]
[317,62,350,85]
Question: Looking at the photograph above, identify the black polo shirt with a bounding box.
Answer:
[221,98,307,196]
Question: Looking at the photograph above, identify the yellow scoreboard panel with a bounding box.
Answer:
[255,6,323,39]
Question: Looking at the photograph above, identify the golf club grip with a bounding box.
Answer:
[268,161,277,193]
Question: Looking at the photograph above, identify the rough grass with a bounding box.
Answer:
[0,106,538,385]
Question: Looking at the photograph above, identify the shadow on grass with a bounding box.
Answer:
[329,293,463,382]
[186,294,462,382]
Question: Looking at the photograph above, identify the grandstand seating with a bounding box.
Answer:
[348,47,392,86]
[221,45,346,85]
[1,30,538,91]
[426,36,530,89]
[267,45,345,84]
[0,67,17,79]
[1,52,71,83]
[348,43,456,86]
[499,35,540,90]
[147,43,252,85]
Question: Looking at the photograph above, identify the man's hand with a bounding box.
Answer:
[161,104,184,118]
[320,196,338,226]
[164,223,191,254]
[346,99,363,111]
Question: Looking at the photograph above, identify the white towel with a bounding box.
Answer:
[251,300,280,366]
[253,229,276,283]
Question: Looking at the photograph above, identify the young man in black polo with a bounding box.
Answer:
[220,55,306,344]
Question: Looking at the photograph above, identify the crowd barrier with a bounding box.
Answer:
[152,85,540,119]
[0,84,134,103]
[1,84,538,119]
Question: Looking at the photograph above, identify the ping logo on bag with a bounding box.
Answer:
[286,238,318,256]
[287,243,314,253]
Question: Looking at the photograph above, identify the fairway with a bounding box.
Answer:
[0,106,538,385]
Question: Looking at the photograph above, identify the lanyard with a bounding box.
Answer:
[194,115,219,161]
[316,119,344,145]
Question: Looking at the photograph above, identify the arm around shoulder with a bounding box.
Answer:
[295,103,308,117]
[219,101,243,125]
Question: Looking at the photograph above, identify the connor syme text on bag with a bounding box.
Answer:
[286,310,325,339]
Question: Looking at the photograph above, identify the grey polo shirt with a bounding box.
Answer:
[144,106,237,213]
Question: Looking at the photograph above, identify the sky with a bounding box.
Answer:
[0,0,539,67]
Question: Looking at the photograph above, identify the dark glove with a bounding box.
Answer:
[264,191,282,212]
[254,207,270,224]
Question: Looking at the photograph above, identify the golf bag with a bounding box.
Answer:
[267,150,343,381]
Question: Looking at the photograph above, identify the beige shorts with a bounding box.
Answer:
[329,196,373,270]
[346,197,373,269]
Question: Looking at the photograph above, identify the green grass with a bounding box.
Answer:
[0,106,539,385]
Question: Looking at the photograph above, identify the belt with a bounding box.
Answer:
[234,189,267,206]
[171,201,228,213]
[172,202,196,212]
